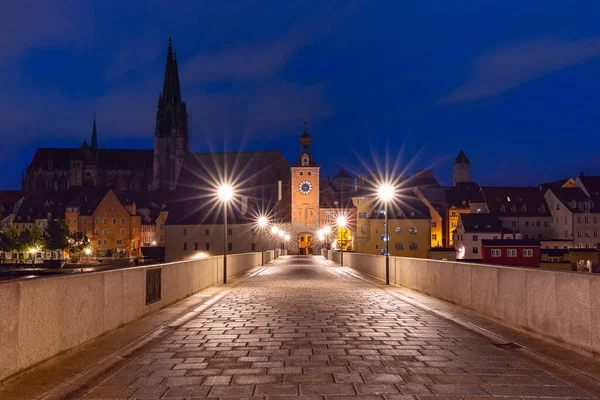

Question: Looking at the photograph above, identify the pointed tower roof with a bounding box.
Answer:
[455,150,470,164]
[161,36,182,105]
[91,112,98,150]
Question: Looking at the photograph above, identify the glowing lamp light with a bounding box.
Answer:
[84,248,92,255]
[151,240,157,246]
[284,234,290,241]
[278,230,285,238]
[194,252,207,259]
[337,215,347,228]
[379,183,395,202]
[258,216,268,228]
[323,226,331,235]
[271,226,279,235]
[317,231,325,241]
[217,184,234,201]
[28,247,37,255]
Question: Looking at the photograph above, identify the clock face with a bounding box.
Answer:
[298,180,313,195]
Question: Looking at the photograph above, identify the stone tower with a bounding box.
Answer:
[453,150,470,186]
[153,37,189,191]
[291,118,320,227]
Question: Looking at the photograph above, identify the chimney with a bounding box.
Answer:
[278,181,282,201]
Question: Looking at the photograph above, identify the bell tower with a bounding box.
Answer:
[291,118,320,227]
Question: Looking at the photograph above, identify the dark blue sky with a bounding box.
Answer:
[2,1,600,189]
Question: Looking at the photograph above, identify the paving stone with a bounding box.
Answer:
[80,257,593,400]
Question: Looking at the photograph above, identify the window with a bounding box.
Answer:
[228,243,233,251]
[578,231,583,238]
[536,221,540,227]
[595,231,599,238]
[325,211,334,219]
[585,216,591,224]
[103,217,107,224]
[395,243,404,250]
[409,227,417,235]
[66,218,71,224]
[544,221,549,227]
[594,216,599,224]
[358,212,367,219]
[121,218,125,224]
[409,242,418,250]
[228,228,232,236]
[205,243,210,251]
[94,228,99,235]
[491,249,501,257]
[95,218,99,224]
[473,246,479,254]
[451,211,456,216]
[578,244,583,249]
[525,221,529,227]
[159,224,164,230]
[451,222,456,228]
[183,242,187,251]
[103,208,107,212]
[577,216,583,224]
[381,234,389,242]
[395,227,403,235]
[432,234,437,241]
[183,228,187,235]
[112,218,116,224]
[205,229,209,235]
[431,221,437,228]
[361,227,367,234]
[586,231,591,238]
[103,229,108,235]
[472,235,478,241]
[523,249,533,257]
[565,230,569,238]
[160,235,164,242]
[97,239,101,245]
[194,242,199,250]
[586,244,591,249]
[251,243,256,251]
[511,221,517,228]
[507,249,517,257]
[116,239,123,245]
[103,239,108,245]
[120,228,125,235]
[83,217,87,224]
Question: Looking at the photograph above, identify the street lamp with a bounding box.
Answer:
[218,184,234,284]
[337,215,347,266]
[379,183,395,284]
[258,216,268,266]
[278,230,285,252]
[84,247,92,262]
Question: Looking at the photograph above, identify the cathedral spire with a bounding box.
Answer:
[91,112,98,150]
[161,36,182,105]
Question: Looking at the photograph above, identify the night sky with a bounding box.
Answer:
[2,1,600,189]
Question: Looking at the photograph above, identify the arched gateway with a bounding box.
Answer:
[298,233,313,255]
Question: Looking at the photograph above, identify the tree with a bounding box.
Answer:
[43,219,70,260]
[19,225,43,264]
[0,227,19,266]
[69,231,90,261]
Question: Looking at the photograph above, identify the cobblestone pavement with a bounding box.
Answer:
[82,256,594,399]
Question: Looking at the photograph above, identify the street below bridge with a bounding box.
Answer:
[71,255,595,399]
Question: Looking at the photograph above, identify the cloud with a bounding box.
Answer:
[438,37,600,104]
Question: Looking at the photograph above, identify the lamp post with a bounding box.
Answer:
[218,184,234,284]
[337,215,347,266]
[29,247,36,267]
[258,216,268,266]
[84,247,92,263]
[378,183,395,285]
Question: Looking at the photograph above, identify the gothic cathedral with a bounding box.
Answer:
[153,37,189,191]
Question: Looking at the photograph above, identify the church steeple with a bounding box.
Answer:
[91,112,98,151]
[160,36,182,105]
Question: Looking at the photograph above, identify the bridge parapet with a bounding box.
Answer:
[323,251,600,355]
[0,250,276,382]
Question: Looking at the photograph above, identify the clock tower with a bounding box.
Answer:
[291,119,320,228]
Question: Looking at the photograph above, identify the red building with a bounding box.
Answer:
[481,239,541,268]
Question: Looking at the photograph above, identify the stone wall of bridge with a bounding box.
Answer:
[0,250,277,382]
[323,250,600,355]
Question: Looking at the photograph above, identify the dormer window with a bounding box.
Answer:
[499,205,506,212]
[510,205,516,212]
[521,205,527,213]
[301,154,309,167]
[570,201,577,209]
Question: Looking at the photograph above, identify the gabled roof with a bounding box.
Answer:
[333,169,351,179]
[444,184,483,208]
[481,239,541,247]
[538,178,573,194]
[370,194,430,220]
[578,175,600,196]
[481,186,550,217]
[459,213,504,233]
[550,187,600,213]
[166,151,291,225]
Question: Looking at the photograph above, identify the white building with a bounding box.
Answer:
[455,213,521,260]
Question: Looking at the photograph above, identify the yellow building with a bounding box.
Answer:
[354,195,431,259]
[414,187,443,248]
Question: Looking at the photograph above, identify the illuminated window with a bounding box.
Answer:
[491,249,501,257]
[409,227,417,235]
[395,227,403,235]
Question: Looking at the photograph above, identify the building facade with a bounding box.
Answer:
[481,239,541,268]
